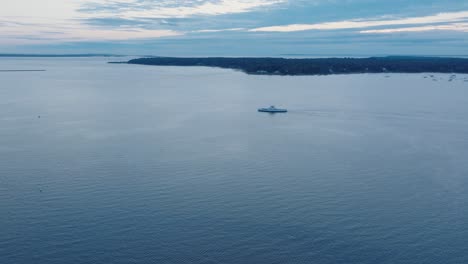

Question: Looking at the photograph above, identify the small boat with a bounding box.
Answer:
[258,105,288,113]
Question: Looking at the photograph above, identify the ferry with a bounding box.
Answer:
[258,106,288,113]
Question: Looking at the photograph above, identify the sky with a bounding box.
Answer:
[1,0,468,56]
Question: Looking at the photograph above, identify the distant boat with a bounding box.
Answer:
[258,106,288,113]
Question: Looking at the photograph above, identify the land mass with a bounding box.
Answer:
[121,56,468,76]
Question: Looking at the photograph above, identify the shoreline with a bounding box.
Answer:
[115,56,468,76]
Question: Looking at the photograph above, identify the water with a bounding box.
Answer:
[1,58,468,264]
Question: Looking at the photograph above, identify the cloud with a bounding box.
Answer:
[0,17,181,45]
[80,0,285,18]
[360,23,468,34]
[1,0,467,50]
[193,28,246,33]
[250,11,468,32]
[0,0,285,45]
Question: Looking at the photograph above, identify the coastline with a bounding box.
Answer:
[114,56,468,76]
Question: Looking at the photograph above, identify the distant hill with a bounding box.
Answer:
[123,56,468,76]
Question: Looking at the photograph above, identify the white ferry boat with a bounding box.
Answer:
[258,106,288,113]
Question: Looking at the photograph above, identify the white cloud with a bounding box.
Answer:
[0,17,181,45]
[0,0,80,18]
[360,23,468,34]
[82,0,285,18]
[194,28,245,33]
[250,11,468,32]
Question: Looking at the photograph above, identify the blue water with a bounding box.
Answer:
[1,58,468,264]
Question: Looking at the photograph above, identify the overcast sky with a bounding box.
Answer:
[1,0,468,56]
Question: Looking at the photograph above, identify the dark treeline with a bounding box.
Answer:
[126,56,468,75]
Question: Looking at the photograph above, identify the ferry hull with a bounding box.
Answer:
[258,108,288,113]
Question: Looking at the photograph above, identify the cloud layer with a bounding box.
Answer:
[1,0,467,55]
[0,0,285,44]
[81,0,286,18]
[250,11,468,32]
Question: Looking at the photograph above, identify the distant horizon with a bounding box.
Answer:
[1,53,468,59]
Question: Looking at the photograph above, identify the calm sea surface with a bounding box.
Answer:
[1,58,468,264]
